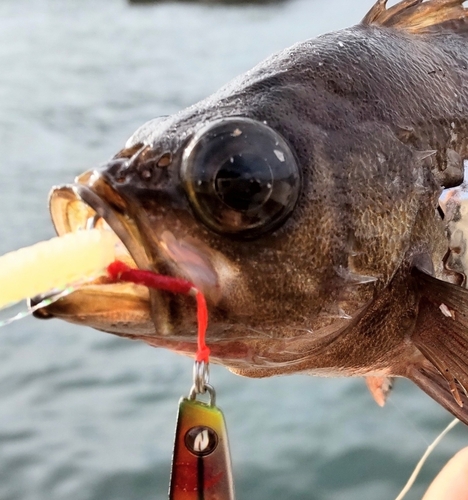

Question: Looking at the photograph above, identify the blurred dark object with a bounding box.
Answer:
[128,0,284,5]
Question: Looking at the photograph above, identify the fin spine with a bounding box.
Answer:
[362,0,468,34]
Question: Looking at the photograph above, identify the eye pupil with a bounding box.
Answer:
[214,153,273,212]
[181,117,301,239]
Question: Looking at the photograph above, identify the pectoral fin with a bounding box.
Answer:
[408,363,468,423]
[407,267,468,423]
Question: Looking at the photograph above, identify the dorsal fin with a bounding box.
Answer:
[362,0,468,34]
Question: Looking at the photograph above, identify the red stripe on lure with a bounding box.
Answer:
[107,260,210,363]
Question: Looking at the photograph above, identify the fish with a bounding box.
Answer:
[36,0,468,424]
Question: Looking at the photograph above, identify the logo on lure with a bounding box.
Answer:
[186,427,218,456]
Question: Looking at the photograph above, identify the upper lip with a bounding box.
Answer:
[49,173,149,269]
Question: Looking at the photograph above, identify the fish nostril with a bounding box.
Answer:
[106,147,172,184]
[157,153,172,168]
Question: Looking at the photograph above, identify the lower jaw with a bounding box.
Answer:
[36,282,155,335]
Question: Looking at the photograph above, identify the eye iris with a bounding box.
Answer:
[214,153,273,212]
[181,117,301,239]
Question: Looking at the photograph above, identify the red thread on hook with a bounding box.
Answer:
[195,291,209,363]
[107,260,210,363]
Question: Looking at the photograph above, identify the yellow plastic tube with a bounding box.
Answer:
[0,229,116,309]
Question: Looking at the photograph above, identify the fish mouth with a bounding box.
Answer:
[37,172,156,337]
[39,169,219,342]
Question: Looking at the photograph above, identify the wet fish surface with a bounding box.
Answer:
[39,0,468,424]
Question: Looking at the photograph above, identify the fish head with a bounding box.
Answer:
[39,55,416,377]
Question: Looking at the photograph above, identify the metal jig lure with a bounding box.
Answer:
[169,361,235,500]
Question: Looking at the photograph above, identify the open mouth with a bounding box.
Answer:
[35,171,163,336]
[38,169,224,342]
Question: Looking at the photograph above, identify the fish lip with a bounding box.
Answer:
[43,176,169,335]
[74,184,151,269]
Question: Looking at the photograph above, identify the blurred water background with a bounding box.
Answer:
[0,0,467,499]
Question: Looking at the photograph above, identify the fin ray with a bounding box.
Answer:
[362,0,468,34]
[408,363,468,423]
[410,268,468,417]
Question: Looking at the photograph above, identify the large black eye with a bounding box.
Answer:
[181,117,301,238]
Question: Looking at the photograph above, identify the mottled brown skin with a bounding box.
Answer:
[43,0,468,422]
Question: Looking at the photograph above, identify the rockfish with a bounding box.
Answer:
[39,0,468,424]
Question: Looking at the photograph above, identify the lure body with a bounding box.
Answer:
[170,396,234,500]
